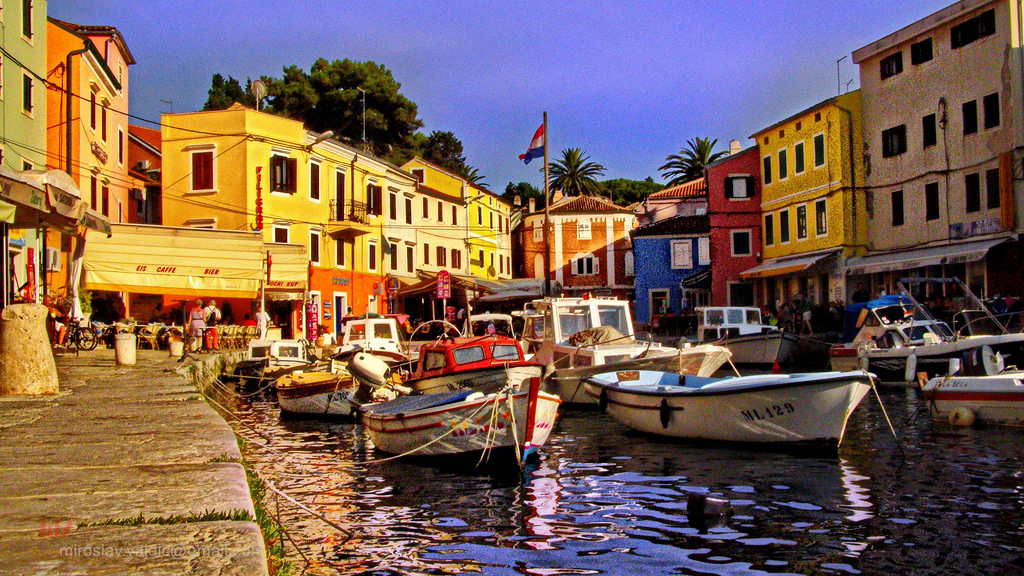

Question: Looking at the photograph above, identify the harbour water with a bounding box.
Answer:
[217,382,1024,575]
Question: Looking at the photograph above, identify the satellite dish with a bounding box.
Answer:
[251,80,267,110]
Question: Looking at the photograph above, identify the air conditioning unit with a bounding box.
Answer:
[136,159,151,171]
[45,247,61,272]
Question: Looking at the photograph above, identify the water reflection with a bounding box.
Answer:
[213,381,1023,575]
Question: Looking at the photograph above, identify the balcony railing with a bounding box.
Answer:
[329,199,367,223]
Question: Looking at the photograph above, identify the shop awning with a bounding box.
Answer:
[844,237,1009,276]
[477,278,546,303]
[681,268,712,288]
[0,200,14,224]
[740,250,838,280]
[265,242,308,297]
[399,272,501,298]
[84,223,265,298]
[0,167,111,236]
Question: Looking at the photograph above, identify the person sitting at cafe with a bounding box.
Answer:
[241,313,257,327]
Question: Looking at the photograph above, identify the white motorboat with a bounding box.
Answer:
[232,339,314,386]
[336,316,410,365]
[360,377,561,460]
[920,349,1024,426]
[695,306,798,366]
[582,369,874,446]
[830,279,1024,385]
[521,296,730,405]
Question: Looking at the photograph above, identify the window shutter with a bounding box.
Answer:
[724,177,734,198]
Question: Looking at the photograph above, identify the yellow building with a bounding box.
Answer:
[402,158,513,283]
[742,91,864,305]
[161,104,417,338]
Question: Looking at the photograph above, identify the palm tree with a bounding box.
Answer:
[659,137,727,186]
[547,148,606,196]
[462,166,487,186]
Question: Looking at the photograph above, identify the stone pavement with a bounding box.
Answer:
[0,348,268,575]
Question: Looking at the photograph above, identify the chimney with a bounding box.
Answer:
[552,189,564,203]
[729,139,742,155]
[529,197,536,213]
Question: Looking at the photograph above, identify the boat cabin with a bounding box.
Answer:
[340,317,406,360]
[246,339,309,365]
[412,335,528,380]
[520,296,665,368]
[468,313,516,338]
[842,296,953,349]
[696,307,777,341]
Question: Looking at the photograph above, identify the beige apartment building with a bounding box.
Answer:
[850,0,1024,298]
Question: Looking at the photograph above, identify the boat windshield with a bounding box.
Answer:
[705,309,725,325]
[556,306,591,341]
[492,344,520,361]
[727,309,746,324]
[745,309,762,324]
[347,324,366,341]
[373,323,395,340]
[597,305,631,335]
[453,345,486,365]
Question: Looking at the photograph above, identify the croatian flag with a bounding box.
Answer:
[519,123,545,164]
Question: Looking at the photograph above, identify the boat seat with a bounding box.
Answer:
[367,390,477,415]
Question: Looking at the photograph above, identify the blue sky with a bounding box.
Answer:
[52,1,953,191]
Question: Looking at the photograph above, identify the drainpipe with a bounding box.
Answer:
[835,102,858,304]
[65,43,90,175]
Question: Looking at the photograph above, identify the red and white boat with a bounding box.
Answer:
[360,376,560,459]
[357,335,560,460]
[921,359,1024,426]
[403,334,547,395]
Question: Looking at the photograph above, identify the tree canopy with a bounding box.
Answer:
[503,181,542,209]
[600,177,664,206]
[202,60,490,180]
[203,74,255,111]
[659,137,727,186]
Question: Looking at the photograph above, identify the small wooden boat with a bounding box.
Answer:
[360,377,560,459]
[275,371,360,416]
[275,353,406,416]
[582,369,874,446]
[404,334,547,396]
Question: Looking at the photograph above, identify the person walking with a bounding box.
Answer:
[188,299,206,349]
[255,303,271,340]
[203,299,222,350]
[800,298,813,335]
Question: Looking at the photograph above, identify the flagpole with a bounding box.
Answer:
[542,111,551,298]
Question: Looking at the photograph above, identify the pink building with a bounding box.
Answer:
[707,145,762,307]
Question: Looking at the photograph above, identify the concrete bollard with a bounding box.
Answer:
[0,304,59,395]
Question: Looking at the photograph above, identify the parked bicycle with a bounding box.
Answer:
[66,318,98,352]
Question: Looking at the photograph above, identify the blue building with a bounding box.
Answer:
[631,214,710,326]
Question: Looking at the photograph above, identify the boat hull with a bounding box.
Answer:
[921,373,1024,425]
[544,345,732,405]
[830,334,1024,384]
[275,372,361,416]
[583,370,873,445]
[716,331,798,366]
[361,379,560,458]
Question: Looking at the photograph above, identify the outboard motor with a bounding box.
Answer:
[348,352,396,402]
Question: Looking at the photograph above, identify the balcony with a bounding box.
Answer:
[327,199,374,237]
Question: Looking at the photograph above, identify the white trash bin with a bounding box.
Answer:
[168,339,184,357]
[114,333,137,366]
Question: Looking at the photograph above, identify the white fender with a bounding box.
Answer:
[905,353,917,384]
